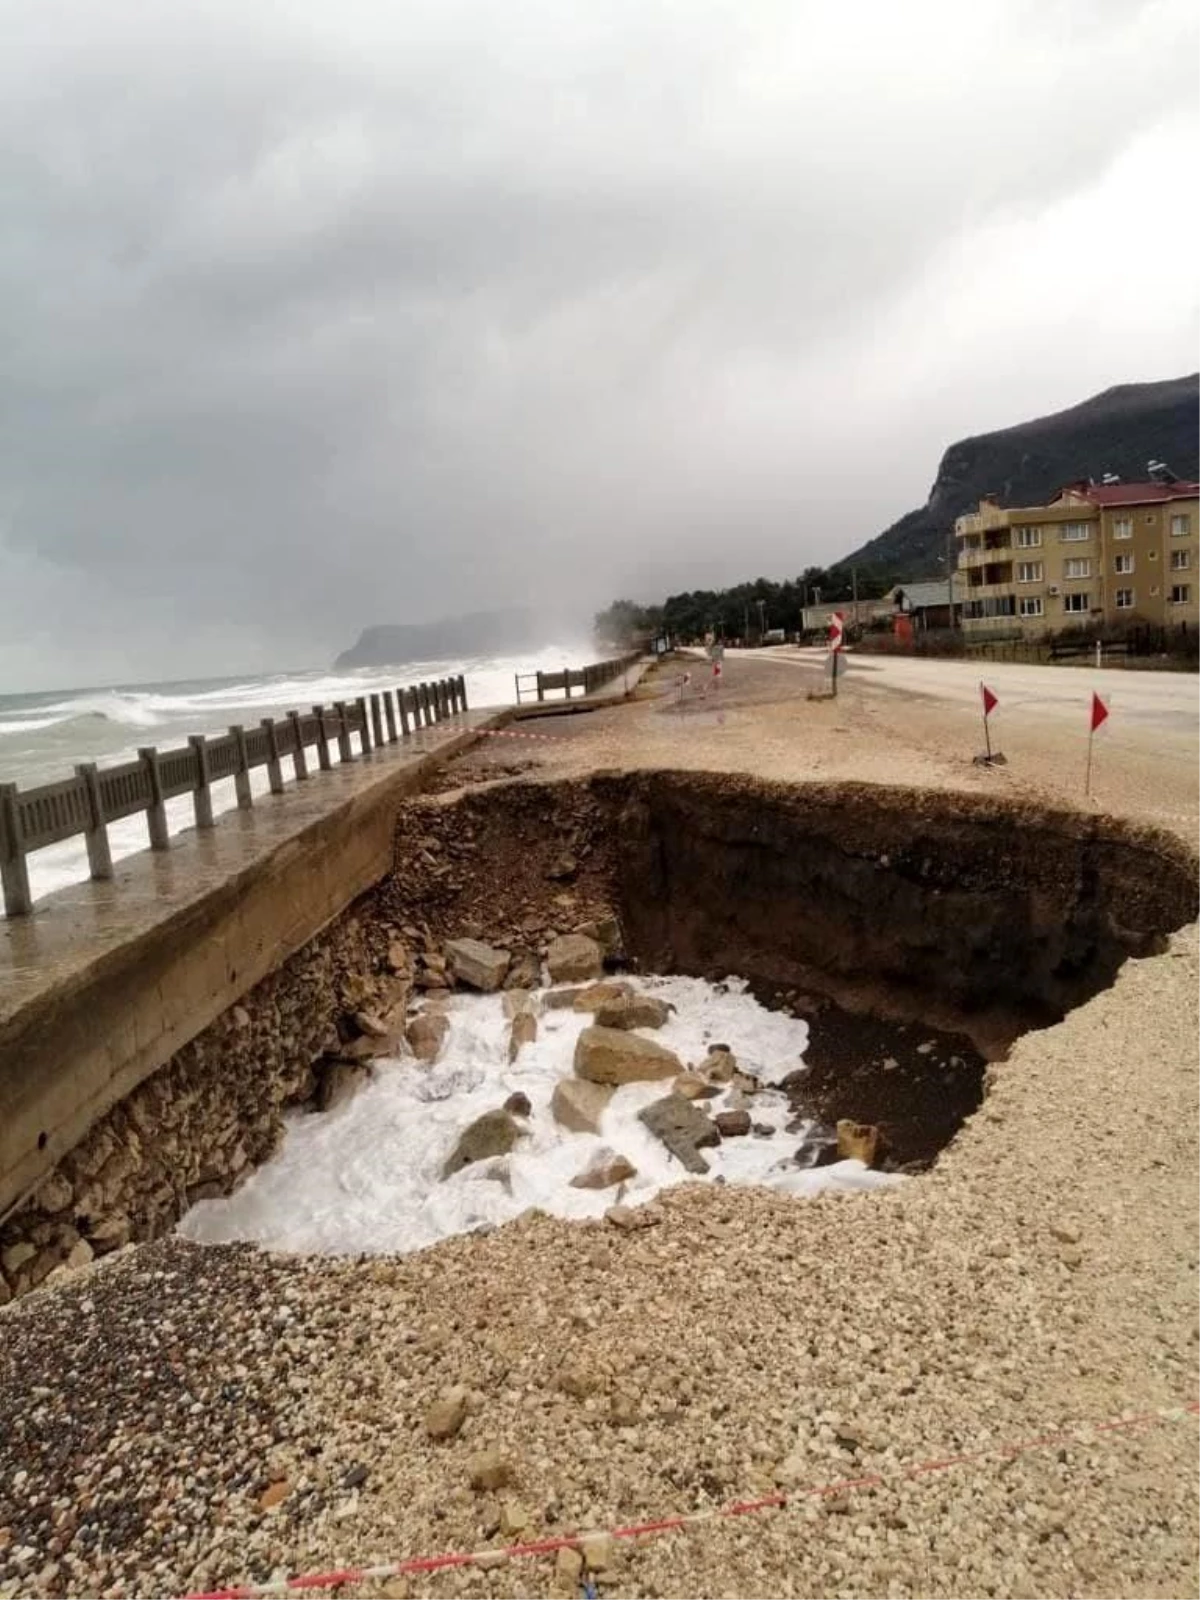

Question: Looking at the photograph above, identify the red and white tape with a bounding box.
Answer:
[477,728,567,744]
[182,1399,1198,1599]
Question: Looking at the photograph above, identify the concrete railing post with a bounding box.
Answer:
[75,761,115,878]
[436,680,447,720]
[0,783,33,918]
[397,688,411,737]
[536,671,545,703]
[261,719,284,794]
[383,690,398,743]
[138,747,170,850]
[230,725,253,809]
[420,682,433,725]
[356,695,372,754]
[370,692,385,748]
[458,673,468,711]
[312,705,332,771]
[187,737,214,830]
[333,702,354,762]
[288,711,309,780]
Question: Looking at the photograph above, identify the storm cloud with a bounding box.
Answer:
[2,0,1197,686]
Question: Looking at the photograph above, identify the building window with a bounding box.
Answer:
[1113,553,1134,575]
[1063,593,1089,613]
[1060,522,1092,542]
[1112,517,1133,539]
[1169,585,1191,605]
[1114,588,1135,610]
[1015,526,1042,548]
[1016,561,1043,583]
[1018,596,1044,618]
[1171,549,1191,571]
[1171,513,1191,537]
[1063,558,1091,579]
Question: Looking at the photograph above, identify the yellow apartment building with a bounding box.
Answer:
[955,477,1199,634]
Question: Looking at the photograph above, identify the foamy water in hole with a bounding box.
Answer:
[179,976,903,1256]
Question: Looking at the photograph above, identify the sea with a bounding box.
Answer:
[0,642,592,913]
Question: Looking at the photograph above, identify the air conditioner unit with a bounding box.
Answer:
[1048,585,1060,596]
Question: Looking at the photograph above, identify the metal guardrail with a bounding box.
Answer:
[0,675,468,918]
[513,651,641,705]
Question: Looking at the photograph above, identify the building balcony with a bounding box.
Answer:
[957,540,1012,569]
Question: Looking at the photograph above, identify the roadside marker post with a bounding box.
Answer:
[1085,691,1109,796]
[974,682,1006,766]
[828,613,845,697]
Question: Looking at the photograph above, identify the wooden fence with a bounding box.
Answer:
[0,676,467,918]
[514,651,641,705]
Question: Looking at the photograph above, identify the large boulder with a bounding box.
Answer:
[315,1059,370,1112]
[445,938,511,992]
[570,1148,637,1190]
[574,1026,683,1087]
[551,1078,614,1136]
[442,1110,525,1178]
[638,1094,721,1174]
[546,934,604,983]
[594,993,673,1031]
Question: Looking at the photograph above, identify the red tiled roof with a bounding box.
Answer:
[1073,481,1200,507]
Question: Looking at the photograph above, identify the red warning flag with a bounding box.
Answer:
[713,661,722,678]
[980,683,998,717]
[1091,692,1109,731]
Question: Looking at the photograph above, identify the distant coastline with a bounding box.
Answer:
[335,607,548,669]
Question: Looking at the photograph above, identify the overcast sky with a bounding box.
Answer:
[2,0,1197,689]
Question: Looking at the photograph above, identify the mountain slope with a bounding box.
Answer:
[844,375,1199,578]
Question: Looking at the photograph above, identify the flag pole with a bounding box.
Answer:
[980,682,992,761]
[1084,727,1094,797]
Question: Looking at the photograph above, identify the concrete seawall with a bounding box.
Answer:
[0,711,500,1228]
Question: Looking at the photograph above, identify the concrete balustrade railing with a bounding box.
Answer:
[514,650,641,705]
[0,674,468,918]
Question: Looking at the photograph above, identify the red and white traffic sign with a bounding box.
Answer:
[828,613,845,652]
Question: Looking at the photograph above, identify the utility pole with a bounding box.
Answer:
[946,527,955,626]
[757,599,766,639]
[852,566,859,628]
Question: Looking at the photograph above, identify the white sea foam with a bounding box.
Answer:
[179,976,902,1257]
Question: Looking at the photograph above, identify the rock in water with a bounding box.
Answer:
[508,1011,538,1063]
[574,1026,683,1086]
[546,934,605,983]
[444,938,511,992]
[502,990,541,1019]
[593,993,673,1030]
[316,1060,369,1112]
[442,1110,525,1178]
[698,1045,737,1083]
[406,1011,450,1063]
[569,1148,637,1190]
[715,1109,752,1137]
[550,1078,614,1135]
[638,1094,721,1174]
[836,1119,885,1166]
[571,980,634,1013]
